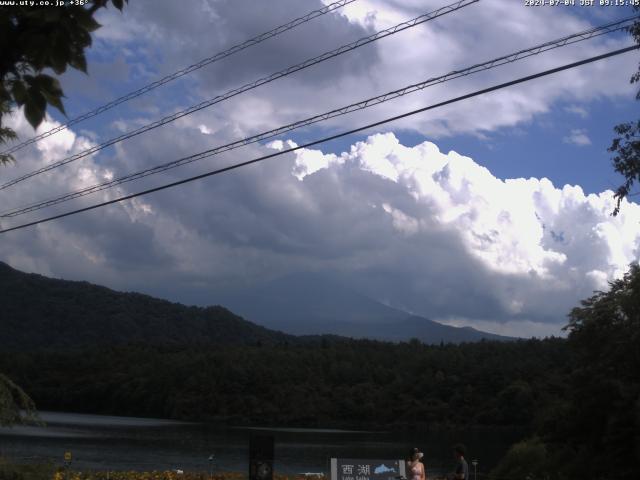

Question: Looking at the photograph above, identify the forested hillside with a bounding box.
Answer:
[0,262,294,349]
[0,338,569,430]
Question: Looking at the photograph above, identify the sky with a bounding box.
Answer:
[1,0,639,338]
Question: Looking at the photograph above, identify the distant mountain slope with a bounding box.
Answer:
[0,261,295,350]
[216,273,513,343]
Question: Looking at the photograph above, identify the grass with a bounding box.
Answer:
[0,462,316,480]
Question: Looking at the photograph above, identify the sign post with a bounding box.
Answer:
[249,434,274,480]
[63,451,72,480]
[330,458,406,480]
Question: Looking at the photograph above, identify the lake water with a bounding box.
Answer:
[0,412,523,477]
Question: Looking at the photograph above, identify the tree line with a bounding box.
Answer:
[0,337,569,430]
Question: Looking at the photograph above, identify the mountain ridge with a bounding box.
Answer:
[208,271,513,343]
[1,261,512,350]
[0,261,295,350]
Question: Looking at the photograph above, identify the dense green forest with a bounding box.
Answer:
[490,264,640,480]
[0,338,570,429]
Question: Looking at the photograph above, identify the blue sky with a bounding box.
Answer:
[407,94,639,195]
[283,91,639,197]
[1,0,639,338]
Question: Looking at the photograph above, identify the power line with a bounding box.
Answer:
[1,15,635,219]
[0,0,357,156]
[0,45,635,235]
[0,0,479,191]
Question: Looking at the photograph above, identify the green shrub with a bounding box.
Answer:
[0,459,55,480]
[489,437,558,480]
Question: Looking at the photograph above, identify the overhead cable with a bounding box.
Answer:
[0,0,479,191]
[0,45,636,235]
[0,0,358,156]
[1,16,636,219]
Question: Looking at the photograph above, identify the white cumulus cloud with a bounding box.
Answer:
[290,132,640,335]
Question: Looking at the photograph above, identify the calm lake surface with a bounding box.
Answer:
[0,412,523,476]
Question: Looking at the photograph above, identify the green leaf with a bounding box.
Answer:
[33,74,64,96]
[41,90,66,116]
[0,153,15,166]
[24,90,47,129]
[69,52,87,73]
[73,7,102,33]
[24,102,44,129]
[10,80,28,106]
[42,7,63,23]
[75,28,92,48]
[0,126,18,144]
[0,86,8,104]
[24,35,49,71]
[22,74,35,87]
[49,47,68,75]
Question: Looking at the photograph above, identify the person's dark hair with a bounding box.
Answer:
[408,447,423,460]
[454,444,466,456]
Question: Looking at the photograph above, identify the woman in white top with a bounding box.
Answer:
[407,448,426,480]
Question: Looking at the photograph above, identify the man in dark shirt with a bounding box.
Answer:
[452,444,469,480]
